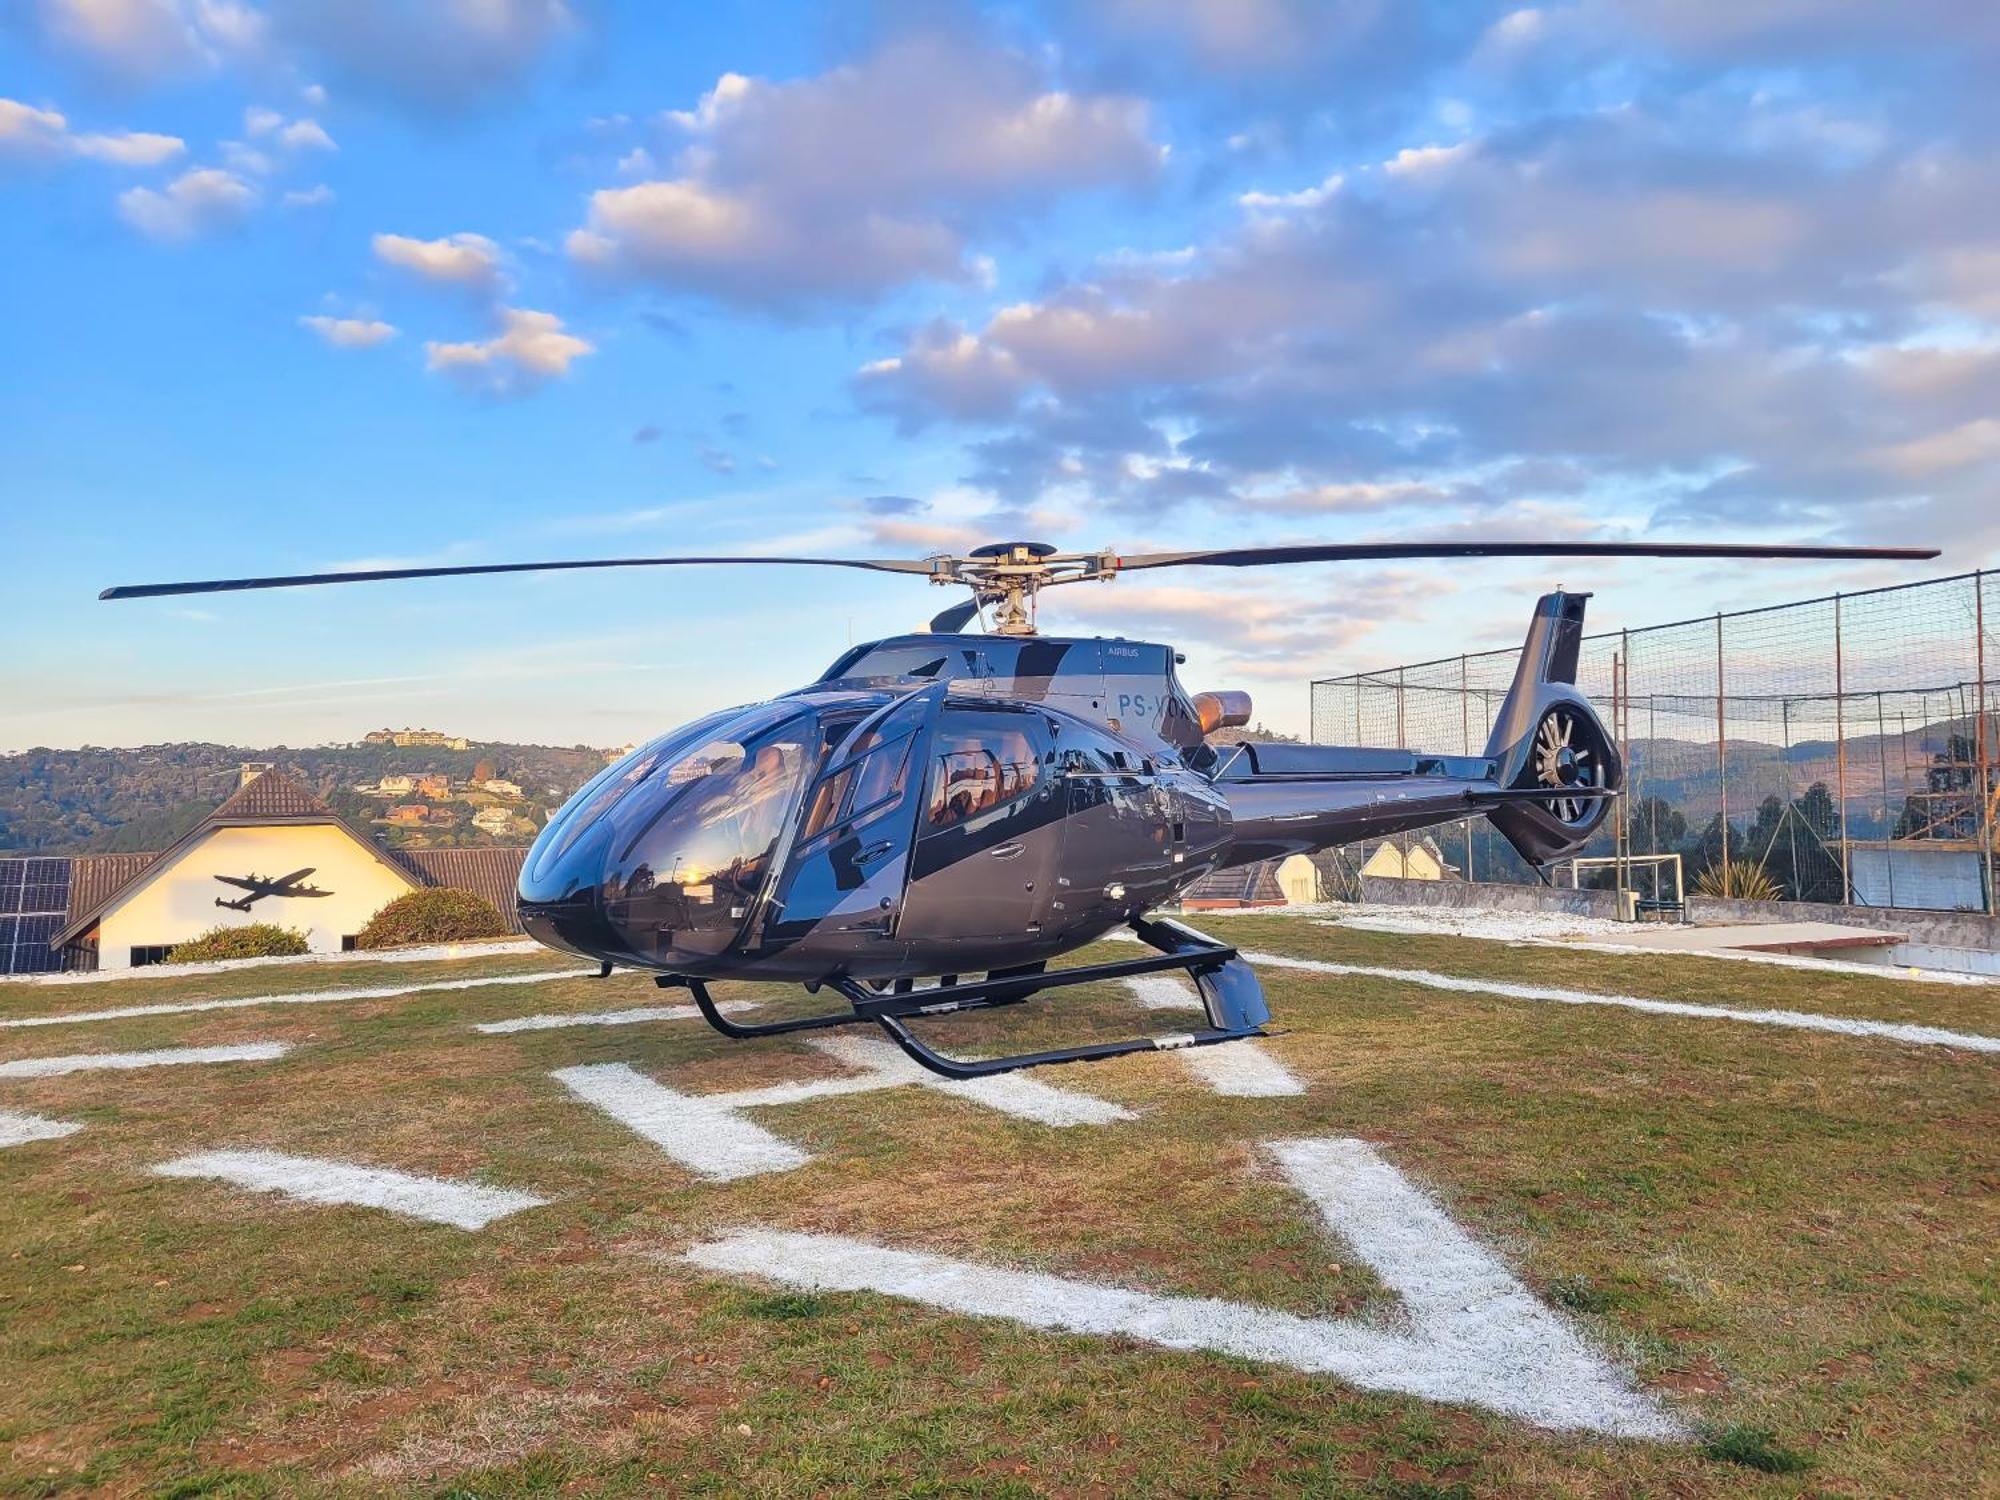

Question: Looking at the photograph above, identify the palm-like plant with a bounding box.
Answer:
[1693,858,1783,902]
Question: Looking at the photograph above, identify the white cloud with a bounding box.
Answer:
[117,165,255,240]
[0,98,71,157]
[31,0,572,112]
[424,307,593,396]
[372,231,504,291]
[567,30,1162,307]
[282,182,333,207]
[1,96,184,167]
[71,128,185,165]
[246,106,336,152]
[31,0,267,81]
[299,313,396,348]
[1239,171,1343,211]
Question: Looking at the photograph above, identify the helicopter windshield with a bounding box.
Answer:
[598,705,817,960]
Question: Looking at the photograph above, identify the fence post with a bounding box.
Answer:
[1978,571,1992,913]
[1715,614,1728,876]
[1460,654,1473,883]
[1835,592,1851,901]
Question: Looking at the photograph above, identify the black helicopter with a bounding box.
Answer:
[105,537,1935,1077]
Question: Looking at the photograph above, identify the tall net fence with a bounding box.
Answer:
[1310,571,1999,912]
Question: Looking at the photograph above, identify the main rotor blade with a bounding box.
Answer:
[1115,541,1938,570]
[100,553,937,600]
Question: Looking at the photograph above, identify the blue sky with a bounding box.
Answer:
[3,1,1996,751]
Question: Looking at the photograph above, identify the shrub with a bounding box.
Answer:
[165,923,309,963]
[1693,858,1782,902]
[356,887,509,949]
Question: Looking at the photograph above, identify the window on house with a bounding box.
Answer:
[129,945,173,967]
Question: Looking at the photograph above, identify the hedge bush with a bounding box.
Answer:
[165,923,309,963]
[356,887,510,949]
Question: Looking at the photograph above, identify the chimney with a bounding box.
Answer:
[239,761,274,788]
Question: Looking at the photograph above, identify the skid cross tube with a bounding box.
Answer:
[655,973,872,1039]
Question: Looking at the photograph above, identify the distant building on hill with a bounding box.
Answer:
[363,727,471,750]
[479,779,523,798]
[471,806,521,836]
[385,804,431,825]
[375,774,415,797]
[413,773,451,800]
[603,742,637,764]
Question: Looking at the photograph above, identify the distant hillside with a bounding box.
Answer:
[0,740,615,855]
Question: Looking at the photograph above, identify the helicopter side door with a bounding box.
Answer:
[753,685,944,963]
[897,704,1062,952]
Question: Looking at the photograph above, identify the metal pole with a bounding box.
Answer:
[1978,571,1993,913]
[1396,667,1406,750]
[1835,593,1851,901]
[1716,614,1729,880]
[1461,654,1473,883]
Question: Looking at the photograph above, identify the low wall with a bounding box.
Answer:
[1357,877,2000,954]
[1359,877,1622,920]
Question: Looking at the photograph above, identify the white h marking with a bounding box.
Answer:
[684,1136,1685,1440]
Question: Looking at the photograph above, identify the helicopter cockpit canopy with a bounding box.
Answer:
[520,700,823,965]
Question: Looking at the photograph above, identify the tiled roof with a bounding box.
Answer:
[68,853,159,919]
[391,847,530,931]
[1180,860,1286,906]
[209,769,333,821]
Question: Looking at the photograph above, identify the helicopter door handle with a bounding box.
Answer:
[856,839,896,864]
[989,842,1025,860]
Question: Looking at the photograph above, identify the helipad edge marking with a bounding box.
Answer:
[0,1110,82,1147]
[0,1041,290,1079]
[1243,951,2000,1052]
[151,1149,547,1229]
[2,969,593,1030]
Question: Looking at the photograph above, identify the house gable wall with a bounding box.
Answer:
[95,824,418,968]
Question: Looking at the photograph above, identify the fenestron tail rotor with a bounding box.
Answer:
[1531,706,1601,825]
[102,536,1941,635]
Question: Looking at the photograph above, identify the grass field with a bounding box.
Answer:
[1,917,1994,1497]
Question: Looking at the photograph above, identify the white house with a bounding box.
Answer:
[58,769,424,969]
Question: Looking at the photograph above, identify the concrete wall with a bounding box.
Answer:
[1359,876,1622,920]
[1357,875,2000,952]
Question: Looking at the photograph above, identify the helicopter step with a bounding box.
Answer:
[657,915,1270,1080]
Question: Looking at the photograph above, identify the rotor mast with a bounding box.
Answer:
[925,542,1120,636]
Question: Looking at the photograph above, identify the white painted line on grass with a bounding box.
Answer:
[0,1110,82,1147]
[553,1034,1133,1181]
[1119,976,1307,1096]
[554,1062,812,1180]
[2,968,594,1030]
[1240,950,2000,1053]
[11,938,544,986]
[151,1149,547,1230]
[0,1041,290,1079]
[806,1035,1136,1127]
[683,1135,1683,1441]
[475,998,755,1034]
[1178,1042,1306,1097]
[1124,975,1203,1011]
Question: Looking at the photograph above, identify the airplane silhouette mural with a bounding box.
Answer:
[212,868,333,912]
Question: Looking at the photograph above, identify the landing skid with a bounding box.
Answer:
[657,915,1271,1079]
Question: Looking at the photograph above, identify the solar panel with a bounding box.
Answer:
[0,857,74,974]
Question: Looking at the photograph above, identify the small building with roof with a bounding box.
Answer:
[34,766,529,972]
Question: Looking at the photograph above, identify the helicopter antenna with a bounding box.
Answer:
[104,537,1941,634]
